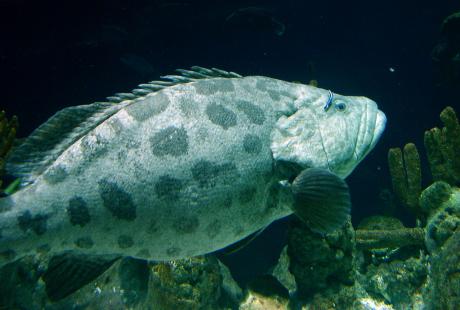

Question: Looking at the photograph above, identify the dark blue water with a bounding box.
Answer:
[1,0,459,285]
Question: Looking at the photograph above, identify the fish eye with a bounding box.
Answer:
[334,101,347,111]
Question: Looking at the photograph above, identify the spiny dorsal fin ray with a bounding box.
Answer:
[6,66,242,186]
[6,102,128,186]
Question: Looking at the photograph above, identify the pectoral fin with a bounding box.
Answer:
[291,168,351,234]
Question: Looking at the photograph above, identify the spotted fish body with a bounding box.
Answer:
[0,67,386,265]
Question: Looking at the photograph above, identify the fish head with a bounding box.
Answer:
[271,85,386,178]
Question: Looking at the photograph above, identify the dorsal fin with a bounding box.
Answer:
[7,66,242,186]
[6,101,126,186]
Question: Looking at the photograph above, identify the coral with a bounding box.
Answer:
[148,256,223,310]
[0,111,18,188]
[287,218,355,299]
[356,228,425,250]
[419,181,452,215]
[424,106,460,185]
[387,143,422,216]
[426,227,460,309]
[424,187,460,252]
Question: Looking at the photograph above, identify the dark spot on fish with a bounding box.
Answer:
[194,79,235,95]
[205,103,237,129]
[178,97,200,118]
[118,235,134,249]
[173,216,199,234]
[0,249,16,261]
[43,165,68,184]
[236,100,265,125]
[98,179,137,221]
[239,187,257,204]
[268,90,281,101]
[191,160,238,188]
[67,196,91,227]
[17,210,48,235]
[166,247,181,256]
[150,126,189,157]
[126,92,170,121]
[136,249,151,258]
[243,134,263,154]
[107,118,124,134]
[155,175,183,202]
[75,237,94,249]
[80,134,109,161]
[206,220,222,239]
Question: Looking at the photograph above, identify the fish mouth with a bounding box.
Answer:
[354,106,387,162]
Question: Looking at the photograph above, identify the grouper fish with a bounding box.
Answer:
[0,67,386,298]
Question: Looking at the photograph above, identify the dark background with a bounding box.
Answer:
[1,0,459,284]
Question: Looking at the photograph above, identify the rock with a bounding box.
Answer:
[425,227,460,309]
[218,260,243,305]
[148,256,222,310]
[287,218,355,298]
[360,256,428,308]
[270,246,297,295]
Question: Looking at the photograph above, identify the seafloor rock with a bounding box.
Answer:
[0,255,47,310]
[0,254,235,310]
[287,217,355,299]
[426,227,460,309]
[148,256,223,310]
[46,257,150,309]
[359,256,428,309]
[239,275,290,310]
[239,289,289,310]
[270,246,297,295]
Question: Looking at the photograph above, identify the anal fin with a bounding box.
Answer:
[42,252,120,301]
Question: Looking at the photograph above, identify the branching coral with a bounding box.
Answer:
[424,106,460,186]
[388,143,422,216]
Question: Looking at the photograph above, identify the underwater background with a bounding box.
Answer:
[1,0,460,309]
